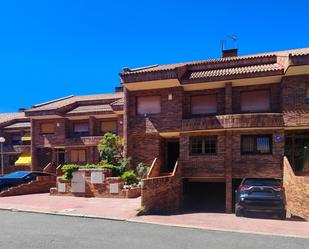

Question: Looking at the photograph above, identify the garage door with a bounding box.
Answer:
[183,180,226,212]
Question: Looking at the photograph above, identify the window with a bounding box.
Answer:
[190,136,217,155]
[306,84,309,98]
[137,96,161,115]
[241,135,272,155]
[191,94,217,115]
[73,123,89,136]
[101,121,117,134]
[241,90,270,112]
[71,149,86,163]
[40,123,55,135]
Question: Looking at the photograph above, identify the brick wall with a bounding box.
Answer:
[0,175,56,197]
[281,75,309,127]
[283,157,309,221]
[141,162,182,214]
[125,87,183,168]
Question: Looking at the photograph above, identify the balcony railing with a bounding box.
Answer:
[182,113,284,131]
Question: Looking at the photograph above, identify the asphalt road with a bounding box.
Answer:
[0,210,308,249]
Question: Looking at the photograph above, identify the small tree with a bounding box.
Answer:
[98,133,123,165]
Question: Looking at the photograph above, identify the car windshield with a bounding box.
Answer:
[2,172,29,179]
[243,178,281,186]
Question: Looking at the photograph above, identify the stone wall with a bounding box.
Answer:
[141,162,182,214]
[0,175,56,197]
[283,157,309,221]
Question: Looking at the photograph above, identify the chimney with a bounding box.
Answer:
[18,108,26,112]
[222,48,238,58]
[115,86,124,92]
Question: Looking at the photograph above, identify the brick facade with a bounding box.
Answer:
[121,48,309,214]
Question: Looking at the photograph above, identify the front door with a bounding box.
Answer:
[167,141,179,172]
[56,149,65,166]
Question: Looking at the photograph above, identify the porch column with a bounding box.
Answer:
[225,130,233,213]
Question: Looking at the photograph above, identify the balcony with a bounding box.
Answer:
[3,144,31,154]
[65,136,103,146]
[182,113,284,131]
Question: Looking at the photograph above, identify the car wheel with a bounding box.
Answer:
[279,210,286,220]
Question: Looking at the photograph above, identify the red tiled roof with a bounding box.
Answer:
[3,121,31,129]
[26,92,124,116]
[67,104,113,114]
[120,47,309,83]
[186,63,283,80]
[0,112,30,128]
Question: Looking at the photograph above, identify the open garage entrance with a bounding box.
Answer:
[183,179,226,213]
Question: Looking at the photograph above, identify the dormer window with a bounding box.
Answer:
[241,90,270,112]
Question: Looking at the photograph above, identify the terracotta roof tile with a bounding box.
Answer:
[0,112,28,126]
[67,104,113,114]
[3,121,31,129]
[186,63,283,80]
[27,92,124,114]
[121,47,309,76]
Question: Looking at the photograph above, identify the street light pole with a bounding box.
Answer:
[0,137,5,176]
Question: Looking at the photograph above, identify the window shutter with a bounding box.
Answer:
[137,96,161,115]
[40,123,55,134]
[101,121,117,133]
[74,123,89,133]
[241,90,270,112]
[191,95,217,115]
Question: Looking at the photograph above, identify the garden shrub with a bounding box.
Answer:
[97,133,123,165]
[62,164,80,180]
[121,171,139,185]
[136,162,149,179]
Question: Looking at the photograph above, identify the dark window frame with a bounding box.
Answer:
[72,122,90,137]
[189,136,217,156]
[241,135,272,155]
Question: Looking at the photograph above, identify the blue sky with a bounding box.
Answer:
[0,0,308,112]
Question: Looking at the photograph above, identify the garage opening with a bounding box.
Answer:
[183,179,226,213]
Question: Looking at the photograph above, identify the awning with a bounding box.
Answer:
[15,154,31,166]
[21,136,31,142]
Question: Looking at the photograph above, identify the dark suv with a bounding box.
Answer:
[235,178,286,219]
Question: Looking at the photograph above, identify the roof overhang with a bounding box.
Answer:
[123,79,181,91]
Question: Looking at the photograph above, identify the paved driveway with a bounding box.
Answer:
[0,193,308,238]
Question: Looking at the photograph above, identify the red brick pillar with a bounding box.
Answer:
[123,87,129,158]
[89,116,96,136]
[225,130,233,213]
[225,82,232,114]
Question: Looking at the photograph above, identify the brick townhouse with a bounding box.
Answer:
[0,110,31,173]
[24,90,124,171]
[120,47,309,213]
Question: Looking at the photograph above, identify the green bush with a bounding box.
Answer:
[121,171,139,185]
[62,164,80,180]
[136,162,149,179]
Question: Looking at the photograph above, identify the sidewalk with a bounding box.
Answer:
[0,193,140,220]
[0,193,308,238]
